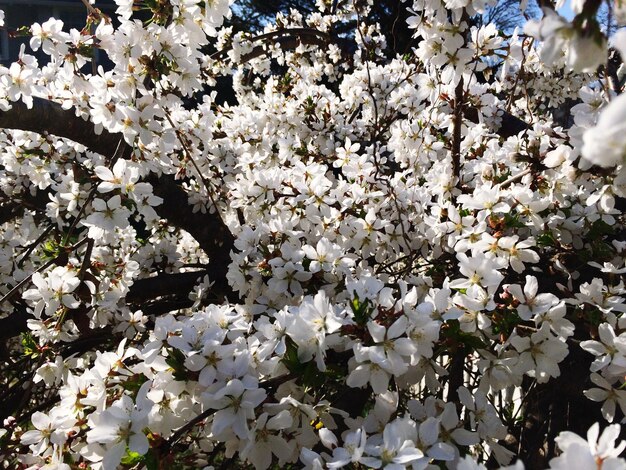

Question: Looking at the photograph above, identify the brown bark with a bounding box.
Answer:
[0,98,126,159]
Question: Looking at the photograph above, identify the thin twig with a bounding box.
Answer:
[164,373,296,449]
[166,407,214,449]
[506,38,533,113]
[499,168,532,189]
[17,224,55,268]
[162,109,226,226]
[78,238,94,281]
[0,237,90,305]
[62,137,126,246]
[79,0,99,16]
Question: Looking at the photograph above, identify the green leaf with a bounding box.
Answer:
[21,333,38,357]
[121,448,145,466]
[122,373,149,397]
[587,219,613,241]
[491,310,521,338]
[504,212,525,229]
[537,231,557,247]
[590,240,614,262]
[350,293,372,326]
[165,348,189,381]
[41,239,60,259]
[441,320,488,352]
[585,307,604,327]
[281,336,301,373]
[280,337,324,388]
[458,332,489,351]
[144,449,159,470]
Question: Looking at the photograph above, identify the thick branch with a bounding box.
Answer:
[0,304,28,341]
[464,106,529,138]
[452,78,464,181]
[126,271,210,303]
[0,269,231,342]
[607,49,623,94]
[0,98,126,158]
[211,28,354,63]
[0,98,235,289]
[147,174,235,292]
[447,347,466,408]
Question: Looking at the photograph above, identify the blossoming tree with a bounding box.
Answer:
[0,0,626,468]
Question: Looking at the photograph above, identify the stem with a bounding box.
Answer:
[0,237,89,305]
[451,77,464,184]
[164,407,215,449]
[447,347,466,408]
[499,168,532,189]
[17,224,55,268]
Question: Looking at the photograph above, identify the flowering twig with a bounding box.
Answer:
[0,237,90,305]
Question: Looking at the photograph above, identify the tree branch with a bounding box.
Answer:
[0,268,231,342]
[0,98,236,293]
[146,174,235,295]
[463,106,530,138]
[0,98,126,158]
[211,28,354,63]
[126,271,211,304]
[452,77,464,182]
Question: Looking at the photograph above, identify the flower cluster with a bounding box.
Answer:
[0,0,624,469]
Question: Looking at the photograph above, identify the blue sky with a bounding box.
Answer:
[558,0,575,20]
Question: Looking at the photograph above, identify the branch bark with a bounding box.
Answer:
[463,106,530,138]
[146,174,235,294]
[210,28,355,63]
[452,77,464,181]
[0,98,126,158]
[0,98,237,343]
